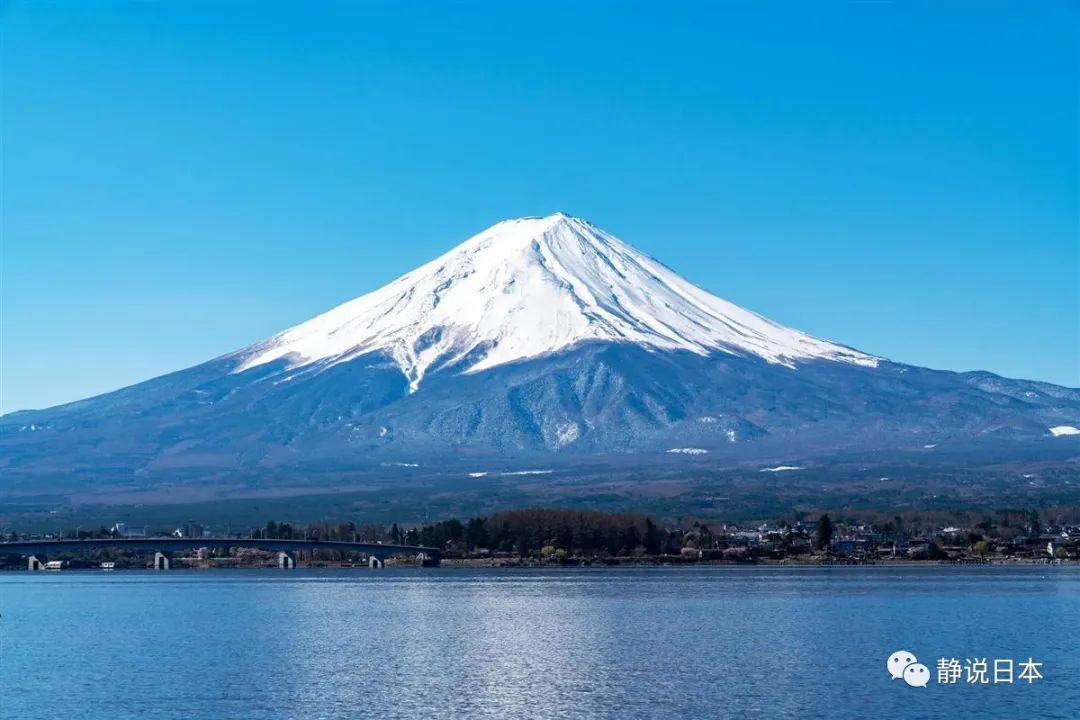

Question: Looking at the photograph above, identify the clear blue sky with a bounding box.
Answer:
[3,1,1077,413]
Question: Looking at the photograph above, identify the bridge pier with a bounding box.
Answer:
[278,551,295,569]
[153,552,171,570]
[28,555,44,571]
[368,556,384,569]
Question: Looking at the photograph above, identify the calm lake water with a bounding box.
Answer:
[0,566,1077,719]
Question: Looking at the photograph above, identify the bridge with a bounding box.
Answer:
[0,537,441,570]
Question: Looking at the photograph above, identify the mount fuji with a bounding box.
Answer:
[3,213,1078,490]
[237,213,878,388]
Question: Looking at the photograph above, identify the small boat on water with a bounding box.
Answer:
[100,561,116,570]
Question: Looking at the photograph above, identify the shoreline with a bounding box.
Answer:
[5,557,1075,573]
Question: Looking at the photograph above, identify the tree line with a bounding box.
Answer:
[252,509,684,557]
[400,509,686,556]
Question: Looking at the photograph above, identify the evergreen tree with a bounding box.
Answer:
[464,517,487,549]
[644,518,661,555]
[815,514,834,551]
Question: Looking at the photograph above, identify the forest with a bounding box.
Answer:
[252,508,683,557]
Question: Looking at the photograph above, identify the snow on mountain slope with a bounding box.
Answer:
[236,213,878,390]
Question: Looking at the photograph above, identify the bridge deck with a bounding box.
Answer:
[0,537,440,558]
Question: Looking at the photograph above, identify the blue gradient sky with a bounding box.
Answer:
[3,1,1078,413]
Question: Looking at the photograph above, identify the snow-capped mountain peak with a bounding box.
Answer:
[236,213,878,389]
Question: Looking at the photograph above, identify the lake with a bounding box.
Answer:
[0,566,1077,719]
